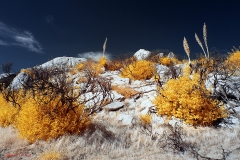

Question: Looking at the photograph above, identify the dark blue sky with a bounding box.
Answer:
[0,0,240,71]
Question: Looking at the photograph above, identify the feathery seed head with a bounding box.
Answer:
[103,37,107,56]
[195,33,207,58]
[183,37,190,57]
[203,23,210,58]
[195,33,202,47]
[203,23,207,44]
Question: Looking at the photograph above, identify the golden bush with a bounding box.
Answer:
[121,60,156,80]
[112,85,138,98]
[0,94,18,127]
[98,56,107,67]
[77,61,101,76]
[154,73,227,126]
[76,62,85,70]
[182,64,191,76]
[14,94,91,143]
[159,57,171,66]
[75,57,107,76]
[159,57,181,66]
[196,57,215,72]
[139,114,151,126]
[225,48,240,70]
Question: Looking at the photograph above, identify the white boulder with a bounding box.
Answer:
[133,49,151,60]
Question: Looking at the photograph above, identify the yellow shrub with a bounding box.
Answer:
[112,85,138,98]
[75,57,107,76]
[197,57,215,72]
[159,57,171,66]
[154,73,227,126]
[159,57,181,66]
[0,94,18,127]
[77,61,100,76]
[139,114,151,126]
[98,56,107,67]
[15,94,91,143]
[183,64,191,76]
[226,48,240,70]
[121,60,156,80]
[76,62,85,70]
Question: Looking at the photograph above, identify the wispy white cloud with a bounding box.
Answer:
[0,39,9,45]
[78,51,112,61]
[0,22,43,53]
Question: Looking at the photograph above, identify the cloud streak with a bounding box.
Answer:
[0,39,9,45]
[0,22,43,53]
[78,51,112,61]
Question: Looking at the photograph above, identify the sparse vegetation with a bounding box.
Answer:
[226,46,240,71]
[1,23,240,159]
[105,59,124,71]
[74,56,107,77]
[1,62,13,74]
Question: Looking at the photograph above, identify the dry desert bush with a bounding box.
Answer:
[112,85,138,99]
[225,47,240,73]
[73,56,107,77]
[159,56,181,66]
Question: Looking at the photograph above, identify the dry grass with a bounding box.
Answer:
[105,60,124,71]
[1,116,240,160]
[112,85,138,98]
[38,150,64,160]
